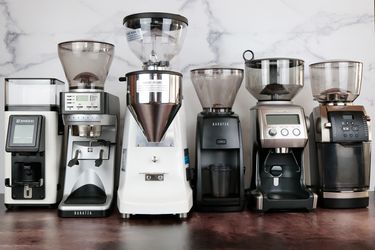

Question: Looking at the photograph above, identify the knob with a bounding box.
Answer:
[268,128,277,136]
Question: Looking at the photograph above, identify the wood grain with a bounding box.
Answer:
[1,194,375,250]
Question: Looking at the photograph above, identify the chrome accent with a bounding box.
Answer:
[72,142,110,160]
[122,213,131,219]
[179,213,188,219]
[127,71,182,142]
[275,148,289,154]
[312,192,318,209]
[322,191,369,199]
[255,192,263,211]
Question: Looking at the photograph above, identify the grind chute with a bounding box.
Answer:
[121,12,188,142]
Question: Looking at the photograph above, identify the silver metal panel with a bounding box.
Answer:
[72,142,110,160]
[322,191,369,199]
[256,103,308,148]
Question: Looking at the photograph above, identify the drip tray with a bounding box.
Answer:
[267,192,309,200]
[65,184,106,204]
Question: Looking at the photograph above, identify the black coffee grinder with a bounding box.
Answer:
[308,60,371,208]
[191,67,245,212]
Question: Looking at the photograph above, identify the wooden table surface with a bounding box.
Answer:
[1,194,375,250]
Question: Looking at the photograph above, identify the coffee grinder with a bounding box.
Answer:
[4,78,65,207]
[243,50,317,211]
[57,40,120,217]
[308,61,371,208]
[191,68,245,211]
[117,12,193,219]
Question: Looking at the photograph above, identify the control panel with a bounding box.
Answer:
[264,113,305,139]
[64,93,101,112]
[328,111,369,142]
[258,105,308,148]
[6,115,44,152]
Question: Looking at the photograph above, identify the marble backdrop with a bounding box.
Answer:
[0,0,374,193]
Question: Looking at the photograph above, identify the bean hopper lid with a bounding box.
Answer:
[123,12,188,68]
[58,40,114,91]
[309,60,363,103]
[190,67,243,112]
[243,50,304,101]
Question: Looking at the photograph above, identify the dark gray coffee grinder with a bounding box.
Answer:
[308,61,371,208]
[243,50,317,212]
[191,67,245,212]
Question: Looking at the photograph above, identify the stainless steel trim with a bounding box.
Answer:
[312,192,318,209]
[63,114,117,126]
[256,192,263,211]
[322,191,369,199]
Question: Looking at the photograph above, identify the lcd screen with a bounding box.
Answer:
[12,124,34,144]
[343,115,354,120]
[76,95,89,102]
[266,114,300,125]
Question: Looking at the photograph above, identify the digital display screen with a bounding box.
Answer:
[343,115,354,120]
[12,124,35,144]
[76,95,89,102]
[266,114,300,125]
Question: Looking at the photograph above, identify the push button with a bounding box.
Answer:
[216,139,227,145]
[352,126,359,131]
[292,128,301,136]
[342,126,350,131]
[281,129,289,136]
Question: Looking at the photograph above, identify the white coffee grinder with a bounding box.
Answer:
[4,78,65,207]
[117,12,193,219]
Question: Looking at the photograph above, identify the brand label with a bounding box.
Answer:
[73,210,93,216]
[126,29,143,41]
[212,122,229,127]
[136,80,169,93]
[16,119,34,124]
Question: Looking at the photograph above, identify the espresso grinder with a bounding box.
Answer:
[191,68,245,211]
[57,41,120,217]
[4,78,65,207]
[117,13,193,219]
[309,61,371,208]
[243,50,317,211]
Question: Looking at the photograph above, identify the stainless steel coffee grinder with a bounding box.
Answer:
[57,40,120,217]
[243,50,317,211]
